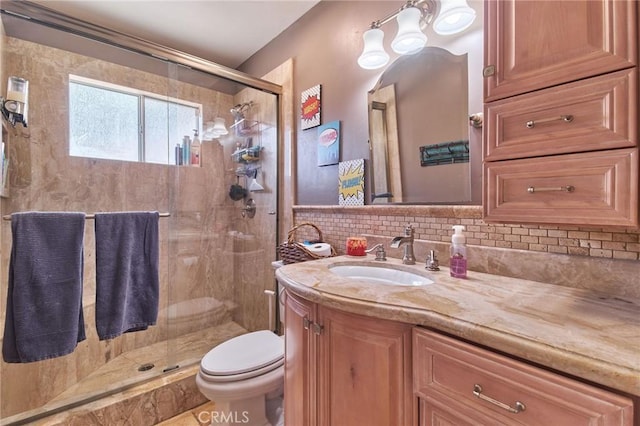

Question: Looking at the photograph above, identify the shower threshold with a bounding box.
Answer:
[2,321,247,426]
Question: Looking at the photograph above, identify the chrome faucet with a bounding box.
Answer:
[390,224,416,265]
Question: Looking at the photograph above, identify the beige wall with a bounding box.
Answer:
[0,36,277,418]
[241,0,484,205]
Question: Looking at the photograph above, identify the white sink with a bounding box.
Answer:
[329,264,434,286]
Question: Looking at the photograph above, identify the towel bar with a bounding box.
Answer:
[2,212,171,221]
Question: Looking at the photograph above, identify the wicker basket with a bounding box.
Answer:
[277,222,336,264]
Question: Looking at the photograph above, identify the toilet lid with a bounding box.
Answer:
[201,330,284,376]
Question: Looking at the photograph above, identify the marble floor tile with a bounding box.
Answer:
[158,401,216,426]
[6,322,246,425]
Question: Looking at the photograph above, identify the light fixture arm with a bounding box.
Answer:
[368,0,436,30]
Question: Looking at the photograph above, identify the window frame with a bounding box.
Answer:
[69,74,202,164]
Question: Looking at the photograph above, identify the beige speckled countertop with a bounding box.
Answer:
[275,255,640,397]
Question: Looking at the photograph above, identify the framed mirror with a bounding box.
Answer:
[367,0,483,205]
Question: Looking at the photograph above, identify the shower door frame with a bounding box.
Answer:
[0,1,283,423]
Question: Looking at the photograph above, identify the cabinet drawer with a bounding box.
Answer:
[485,69,637,161]
[413,328,634,426]
[484,149,638,227]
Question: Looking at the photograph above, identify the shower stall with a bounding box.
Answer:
[0,3,281,424]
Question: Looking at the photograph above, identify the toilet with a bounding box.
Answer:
[196,268,286,426]
[196,330,284,426]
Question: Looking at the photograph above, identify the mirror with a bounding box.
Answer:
[367,1,483,205]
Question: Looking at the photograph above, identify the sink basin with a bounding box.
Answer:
[329,264,433,286]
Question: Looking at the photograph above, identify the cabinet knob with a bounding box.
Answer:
[483,65,496,77]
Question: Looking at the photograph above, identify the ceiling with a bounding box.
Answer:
[27,0,321,69]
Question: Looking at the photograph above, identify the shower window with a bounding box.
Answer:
[69,75,201,164]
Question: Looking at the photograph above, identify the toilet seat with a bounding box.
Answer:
[200,330,284,382]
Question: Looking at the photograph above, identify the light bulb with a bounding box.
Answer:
[391,7,427,55]
[357,28,390,70]
[433,0,476,35]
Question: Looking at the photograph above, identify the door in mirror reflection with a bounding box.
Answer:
[368,47,471,204]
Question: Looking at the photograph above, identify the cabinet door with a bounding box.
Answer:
[317,307,414,426]
[284,291,317,426]
[484,0,637,102]
[418,398,502,426]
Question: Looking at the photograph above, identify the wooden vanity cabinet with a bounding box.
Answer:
[283,291,414,426]
[483,0,639,227]
[413,328,634,426]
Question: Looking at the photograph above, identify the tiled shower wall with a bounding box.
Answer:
[0,34,278,419]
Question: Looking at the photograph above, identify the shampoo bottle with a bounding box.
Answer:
[190,129,201,167]
[182,135,190,166]
[450,225,467,278]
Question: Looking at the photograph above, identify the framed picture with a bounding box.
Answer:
[317,120,340,166]
[301,84,321,130]
[338,159,365,206]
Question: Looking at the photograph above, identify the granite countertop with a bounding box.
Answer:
[275,255,640,397]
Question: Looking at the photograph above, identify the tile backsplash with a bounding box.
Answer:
[293,206,639,260]
[291,205,640,300]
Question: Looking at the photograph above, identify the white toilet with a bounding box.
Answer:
[196,270,286,426]
[196,330,284,426]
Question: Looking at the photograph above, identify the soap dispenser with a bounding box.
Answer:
[450,225,467,278]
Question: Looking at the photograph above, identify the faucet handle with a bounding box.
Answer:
[365,243,387,261]
[426,250,440,271]
[405,223,414,236]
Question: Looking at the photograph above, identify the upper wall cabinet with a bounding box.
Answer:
[484,0,637,102]
[483,0,638,227]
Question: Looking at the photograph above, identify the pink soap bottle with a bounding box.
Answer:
[450,225,467,278]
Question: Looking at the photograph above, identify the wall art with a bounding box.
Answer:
[338,159,365,206]
[301,84,321,130]
[317,120,340,166]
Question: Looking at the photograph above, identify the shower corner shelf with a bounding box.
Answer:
[232,146,262,163]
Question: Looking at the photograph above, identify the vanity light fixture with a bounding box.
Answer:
[1,76,29,127]
[357,0,476,70]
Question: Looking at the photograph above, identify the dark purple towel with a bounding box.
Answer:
[94,211,159,340]
[2,212,86,363]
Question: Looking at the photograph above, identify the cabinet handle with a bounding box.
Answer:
[303,316,311,330]
[525,114,573,129]
[473,384,526,414]
[527,185,574,193]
